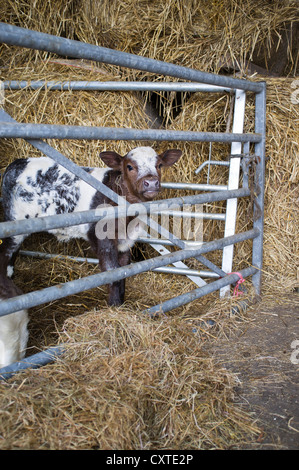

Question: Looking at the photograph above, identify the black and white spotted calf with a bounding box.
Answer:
[0,146,182,306]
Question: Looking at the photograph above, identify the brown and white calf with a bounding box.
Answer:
[0,275,29,368]
[0,146,182,306]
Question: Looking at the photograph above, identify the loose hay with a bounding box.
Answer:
[0,309,260,450]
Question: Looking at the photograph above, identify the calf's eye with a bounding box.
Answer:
[127,164,133,171]
[158,163,163,169]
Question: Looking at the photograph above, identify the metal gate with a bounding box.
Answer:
[0,23,266,377]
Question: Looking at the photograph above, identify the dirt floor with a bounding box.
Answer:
[205,293,299,449]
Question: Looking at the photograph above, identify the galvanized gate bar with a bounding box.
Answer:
[4,80,231,93]
[0,122,261,143]
[0,22,264,93]
[0,187,251,239]
[0,228,259,318]
[145,266,257,315]
[155,210,225,220]
[161,182,228,191]
[0,345,65,381]
[18,251,220,279]
[251,84,266,295]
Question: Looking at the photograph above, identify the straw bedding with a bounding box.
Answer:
[0,0,298,450]
[0,308,261,450]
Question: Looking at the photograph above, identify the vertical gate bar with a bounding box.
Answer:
[242,141,250,189]
[251,82,266,295]
[220,89,246,297]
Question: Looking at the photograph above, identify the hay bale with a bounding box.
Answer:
[260,78,299,292]
[1,0,297,76]
[0,58,152,172]
[0,308,260,449]
[70,0,298,76]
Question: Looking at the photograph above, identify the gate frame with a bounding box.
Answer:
[0,23,266,378]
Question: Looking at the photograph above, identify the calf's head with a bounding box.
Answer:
[100,146,182,202]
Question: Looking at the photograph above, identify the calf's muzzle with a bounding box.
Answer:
[143,177,160,191]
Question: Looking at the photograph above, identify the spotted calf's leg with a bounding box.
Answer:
[117,250,131,305]
[87,226,124,306]
[98,240,124,307]
[0,235,26,278]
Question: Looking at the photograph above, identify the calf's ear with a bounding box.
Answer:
[159,149,182,167]
[100,151,123,169]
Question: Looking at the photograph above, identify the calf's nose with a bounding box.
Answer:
[143,178,160,191]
